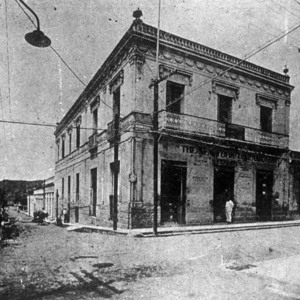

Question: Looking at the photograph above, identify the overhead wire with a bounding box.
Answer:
[268,0,300,20]
[0,119,106,131]
[14,0,115,114]
[221,2,300,52]
[293,0,300,6]
[4,0,12,120]
[165,21,300,111]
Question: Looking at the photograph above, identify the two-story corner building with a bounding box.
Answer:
[54,14,296,229]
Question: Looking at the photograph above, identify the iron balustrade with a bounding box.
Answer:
[158,111,288,148]
[88,133,97,149]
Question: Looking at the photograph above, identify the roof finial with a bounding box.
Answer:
[133,8,143,24]
[283,64,289,75]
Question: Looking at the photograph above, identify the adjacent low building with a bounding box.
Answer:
[54,13,298,229]
[27,177,55,218]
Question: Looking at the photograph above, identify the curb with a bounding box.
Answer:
[62,220,300,238]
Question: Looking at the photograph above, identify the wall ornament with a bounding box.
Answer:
[109,70,124,94]
[256,93,278,109]
[212,80,240,100]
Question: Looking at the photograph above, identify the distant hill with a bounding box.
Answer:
[0,180,44,207]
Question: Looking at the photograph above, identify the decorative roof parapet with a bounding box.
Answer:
[132,22,291,85]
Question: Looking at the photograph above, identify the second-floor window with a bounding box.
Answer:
[260,106,272,132]
[218,95,232,124]
[76,173,80,201]
[62,138,65,158]
[76,124,80,149]
[57,142,60,160]
[93,108,98,134]
[68,176,71,201]
[166,81,184,114]
[113,87,120,118]
[62,178,64,199]
[69,132,72,154]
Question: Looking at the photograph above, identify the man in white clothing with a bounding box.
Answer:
[225,199,234,224]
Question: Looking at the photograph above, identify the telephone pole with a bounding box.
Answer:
[150,0,177,235]
[113,113,119,230]
[150,70,177,235]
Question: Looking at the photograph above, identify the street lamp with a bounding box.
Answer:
[19,0,51,48]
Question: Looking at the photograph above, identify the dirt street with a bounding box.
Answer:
[1,207,300,299]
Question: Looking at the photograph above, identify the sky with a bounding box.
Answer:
[1,0,300,180]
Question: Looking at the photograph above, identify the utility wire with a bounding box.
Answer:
[15,0,87,87]
[4,0,12,119]
[221,2,300,52]
[49,46,87,87]
[0,119,106,131]
[165,21,300,111]
[268,0,300,20]
[15,0,116,114]
[293,0,300,6]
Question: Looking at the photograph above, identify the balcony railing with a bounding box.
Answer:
[107,121,115,142]
[158,111,288,148]
[88,133,97,149]
[88,131,107,151]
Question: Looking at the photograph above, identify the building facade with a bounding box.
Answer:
[27,177,55,218]
[54,15,297,229]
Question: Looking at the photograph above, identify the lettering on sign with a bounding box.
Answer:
[182,146,196,154]
[239,172,252,179]
[216,159,237,167]
[192,175,208,183]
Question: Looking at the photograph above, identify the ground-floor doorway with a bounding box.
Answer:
[213,166,235,222]
[256,170,273,221]
[161,160,187,225]
[91,168,97,216]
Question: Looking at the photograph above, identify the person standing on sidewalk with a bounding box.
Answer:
[63,207,69,223]
[225,199,234,224]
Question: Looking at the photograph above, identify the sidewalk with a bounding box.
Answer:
[65,219,300,237]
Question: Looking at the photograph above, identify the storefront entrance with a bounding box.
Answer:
[161,160,187,224]
[91,168,97,217]
[256,170,273,221]
[213,166,235,222]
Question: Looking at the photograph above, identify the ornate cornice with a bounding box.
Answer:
[129,52,145,66]
[159,64,193,86]
[90,95,100,112]
[109,70,124,94]
[212,80,240,100]
[135,44,292,101]
[132,22,293,87]
[256,93,278,109]
[75,115,82,126]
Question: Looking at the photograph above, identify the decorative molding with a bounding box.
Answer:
[75,115,82,126]
[212,80,240,100]
[159,64,193,86]
[133,22,291,85]
[90,95,100,112]
[256,93,278,109]
[109,70,124,93]
[129,53,145,66]
[61,133,66,140]
[135,45,291,100]
[67,126,73,134]
[285,99,291,107]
